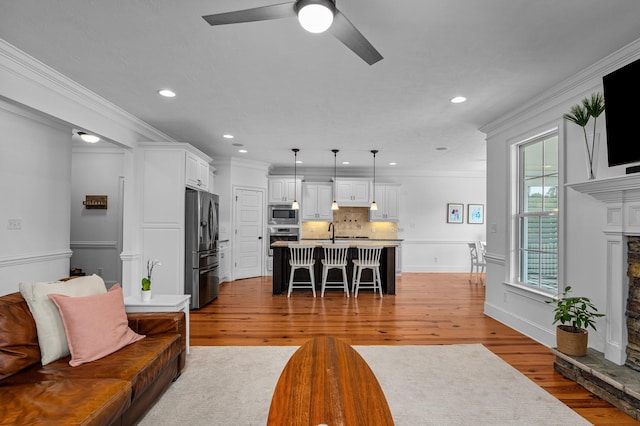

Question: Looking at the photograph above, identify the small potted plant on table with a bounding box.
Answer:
[141,258,161,302]
[547,286,605,356]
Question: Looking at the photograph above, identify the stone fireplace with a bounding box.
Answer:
[626,236,640,371]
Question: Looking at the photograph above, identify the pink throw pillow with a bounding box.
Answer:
[48,284,145,366]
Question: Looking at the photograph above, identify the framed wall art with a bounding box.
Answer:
[447,203,464,223]
[467,204,484,224]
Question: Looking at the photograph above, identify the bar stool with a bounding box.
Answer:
[352,245,383,298]
[321,243,350,297]
[288,244,316,297]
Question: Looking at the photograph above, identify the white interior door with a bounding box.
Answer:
[234,188,264,279]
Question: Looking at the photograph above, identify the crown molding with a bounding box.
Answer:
[0,39,176,145]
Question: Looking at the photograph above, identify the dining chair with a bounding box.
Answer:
[468,241,486,284]
[288,244,316,297]
[320,244,350,297]
[352,245,383,297]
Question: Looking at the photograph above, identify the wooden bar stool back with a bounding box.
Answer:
[288,244,316,297]
[321,244,350,297]
[352,245,383,297]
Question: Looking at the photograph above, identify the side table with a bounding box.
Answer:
[124,294,191,354]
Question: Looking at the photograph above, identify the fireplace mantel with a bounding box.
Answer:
[566,174,640,365]
[568,174,640,203]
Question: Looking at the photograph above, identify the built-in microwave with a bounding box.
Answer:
[269,205,299,224]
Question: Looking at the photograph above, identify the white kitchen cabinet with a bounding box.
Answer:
[335,179,370,206]
[268,176,302,204]
[302,182,333,221]
[139,143,213,296]
[219,240,231,283]
[370,184,401,222]
[185,151,209,191]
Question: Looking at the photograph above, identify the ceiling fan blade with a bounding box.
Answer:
[329,10,383,65]
[202,2,296,26]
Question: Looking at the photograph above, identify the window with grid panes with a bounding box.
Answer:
[518,133,558,292]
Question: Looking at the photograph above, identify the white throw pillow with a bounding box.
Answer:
[19,275,107,365]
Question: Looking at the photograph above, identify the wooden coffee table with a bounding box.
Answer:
[267,336,393,425]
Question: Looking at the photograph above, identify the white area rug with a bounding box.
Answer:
[138,344,591,426]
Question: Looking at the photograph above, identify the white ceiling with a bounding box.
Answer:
[1,1,640,174]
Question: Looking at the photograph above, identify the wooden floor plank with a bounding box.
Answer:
[190,272,639,425]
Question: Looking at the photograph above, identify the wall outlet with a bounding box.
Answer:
[97,268,104,276]
[434,257,438,263]
[371,227,376,233]
[7,218,22,230]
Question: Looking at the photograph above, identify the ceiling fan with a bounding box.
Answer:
[202,0,383,65]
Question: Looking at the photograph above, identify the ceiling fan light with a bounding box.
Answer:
[297,3,334,33]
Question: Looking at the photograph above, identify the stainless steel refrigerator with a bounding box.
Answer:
[185,188,219,309]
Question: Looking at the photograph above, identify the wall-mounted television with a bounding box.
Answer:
[603,57,640,167]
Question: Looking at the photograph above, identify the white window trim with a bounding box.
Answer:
[507,123,565,296]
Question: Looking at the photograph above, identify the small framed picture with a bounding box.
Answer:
[447,203,464,224]
[467,204,484,224]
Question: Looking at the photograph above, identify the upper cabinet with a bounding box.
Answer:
[185,151,210,191]
[302,182,333,221]
[370,184,400,222]
[268,176,302,204]
[335,179,370,207]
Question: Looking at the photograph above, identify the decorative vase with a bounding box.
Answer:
[141,289,152,303]
[556,325,588,356]
[585,132,600,180]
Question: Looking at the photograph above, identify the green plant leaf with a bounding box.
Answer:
[563,104,589,127]
[583,92,605,118]
[141,277,151,291]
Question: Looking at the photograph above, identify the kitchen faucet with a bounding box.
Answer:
[328,222,335,244]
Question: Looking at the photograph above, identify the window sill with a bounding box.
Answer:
[503,281,556,302]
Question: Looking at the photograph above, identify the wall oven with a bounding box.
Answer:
[268,226,299,256]
[269,205,299,225]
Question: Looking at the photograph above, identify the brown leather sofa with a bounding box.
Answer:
[0,291,186,425]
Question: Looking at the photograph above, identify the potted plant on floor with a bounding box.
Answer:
[547,286,605,356]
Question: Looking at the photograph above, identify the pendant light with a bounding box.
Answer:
[331,149,339,211]
[291,148,300,210]
[370,150,379,211]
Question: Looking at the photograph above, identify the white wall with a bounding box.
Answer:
[70,146,125,287]
[395,174,486,272]
[482,38,640,352]
[0,101,72,295]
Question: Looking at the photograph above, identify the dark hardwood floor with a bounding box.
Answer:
[190,272,639,425]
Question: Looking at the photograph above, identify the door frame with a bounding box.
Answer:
[232,185,266,279]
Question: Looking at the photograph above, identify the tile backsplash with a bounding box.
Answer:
[301,207,398,239]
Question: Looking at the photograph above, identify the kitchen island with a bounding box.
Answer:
[271,240,400,295]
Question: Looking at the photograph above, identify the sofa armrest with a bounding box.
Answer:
[127,312,186,354]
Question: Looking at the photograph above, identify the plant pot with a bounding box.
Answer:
[141,290,152,303]
[556,325,588,356]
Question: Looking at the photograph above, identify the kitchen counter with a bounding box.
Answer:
[299,238,404,243]
[271,241,398,295]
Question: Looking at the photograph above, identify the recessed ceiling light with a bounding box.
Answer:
[78,132,100,143]
[342,161,350,165]
[223,134,234,139]
[389,162,397,166]
[450,96,466,104]
[436,147,448,151]
[158,89,176,98]
[239,149,248,153]
[296,160,303,164]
